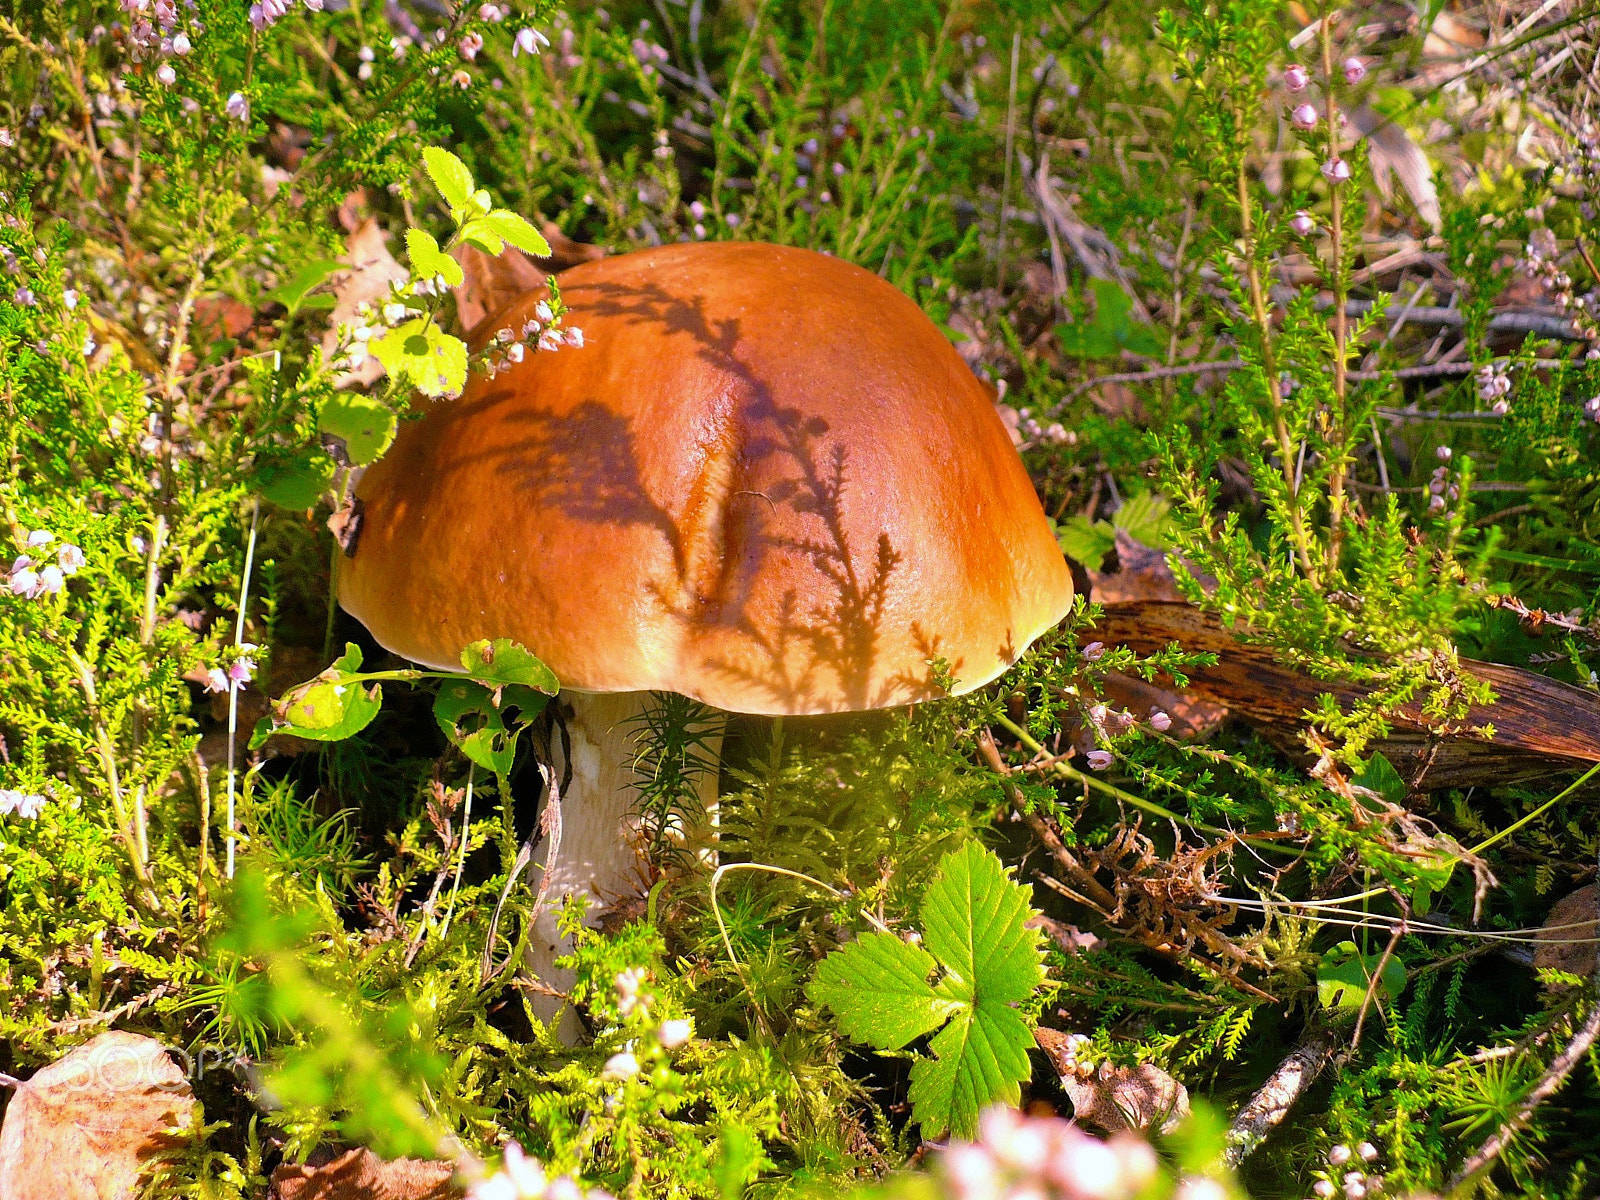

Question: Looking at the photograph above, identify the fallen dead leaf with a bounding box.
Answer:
[0,1031,195,1200]
[271,1147,460,1200]
[1035,1029,1189,1135]
[1533,884,1598,981]
[322,218,409,389]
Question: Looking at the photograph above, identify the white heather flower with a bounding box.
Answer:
[56,543,85,574]
[63,288,78,309]
[34,564,65,596]
[204,667,229,693]
[1321,158,1351,183]
[26,530,53,547]
[1081,640,1105,662]
[1174,1177,1227,1200]
[1342,56,1366,84]
[156,63,177,85]
[1150,709,1172,732]
[939,1144,998,1200]
[1290,210,1316,236]
[0,790,47,820]
[460,32,483,60]
[171,31,191,53]
[505,343,525,363]
[82,334,97,357]
[535,300,554,322]
[538,330,563,352]
[1314,1182,1337,1198]
[8,567,40,598]
[1290,103,1318,130]
[1328,1144,1353,1167]
[1086,749,1115,771]
[1284,63,1309,91]
[383,301,408,324]
[657,1018,692,1047]
[601,1051,639,1080]
[567,327,584,348]
[0,128,14,148]
[225,91,249,121]
[1357,1142,1379,1162]
[513,27,549,56]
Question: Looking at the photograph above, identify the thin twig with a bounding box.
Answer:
[1224,1028,1338,1166]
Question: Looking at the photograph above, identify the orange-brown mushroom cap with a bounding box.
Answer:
[339,241,1073,715]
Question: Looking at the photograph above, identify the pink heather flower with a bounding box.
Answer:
[34,565,64,596]
[657,1018,692,1047]
[1081,641,1106,662]
[1290,210,1317,236]
[1321,157,1351,183]
[225,91,249,121]
[303,0,324,10]
[62,288,78,309]
[459,32,483,61]
[1357,1142,1379,1162]
[1086,749,1115,771]
[1284,63,1309,91]
[171,31,190,53]
[228,648,258,684]
[13,287,35,306]
[479,3,505,20]
[1491,398,1510,415]
[1329,1145,1353,1167]
[1314,1182,1337,1198]
[513,27,549,57]
[1150,709,1172,732]
[538,330,563,352]
[204,667,229,693]
[505,343,525,363]
[25,530,53,547]
[451,69,472,88]
[1437,445,1453,460]
[8,567,40,598]
[1290,103,1318,130]
[688,199,707,220]
[535,300,554,322]
[566,327,584,348]
[56,543,84,574]
[156,63,176,85]
[1342,56,1366,84]
[601,1051,639,1080]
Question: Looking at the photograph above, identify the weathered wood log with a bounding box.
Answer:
[1093,600,1600,789]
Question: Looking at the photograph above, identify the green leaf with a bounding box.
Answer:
[458,638,560,693]
[318,393,399,466]
[478,209,551,257]
[1351,751,1408,804]
[369,319,468,399]
[266,258,344,316]
[1317,940,1406,1011]
[268,643,383,744]
[808,842,1044,1139]
[403,228,464,289]
[255,449,335,509]
[432,678,549,775]
[1055,515,1116,571]
[457,219,505,256]
[1113,490,1175,550]
[808,933,960,1048]
[422,147,475,217]
[1056,279,1164,360]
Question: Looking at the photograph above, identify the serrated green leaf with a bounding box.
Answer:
[369,319,468,399]
[810,842,1044,1140]
[807,933,958,1048]
[479,209,551,257]
[318,393,399,466]
[403,228,465,289]
[1056,515,1116,571]
[432,678,549,775]
[271,643,383,743]
[1317,940,1406,1011]
[459,638,559,692]
[1113,490,1175,550]
[422,147,475,216]
[920,841,1043,1004]
[907,1001,1034,1138]
[266,258,344,316]
[457,220,506,256]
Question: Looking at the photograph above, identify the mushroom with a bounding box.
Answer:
[338,241,1073,1031]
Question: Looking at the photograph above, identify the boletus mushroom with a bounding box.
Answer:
[338,241,1073,1030]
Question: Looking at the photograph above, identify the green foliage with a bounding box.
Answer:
[1057,279,1167,360]
[810,842,1046,1137]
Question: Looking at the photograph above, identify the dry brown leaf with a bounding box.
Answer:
[1533,884,1599,981]
[271,1147,460,1200]
[322,218,409,388]
[1349,103,1441,232]
[0,1031,195,1200]
[1035,1030,1189,1135]
[1088,529,1184,604]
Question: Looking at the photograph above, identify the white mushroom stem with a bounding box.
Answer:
[524,691,721,1041]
